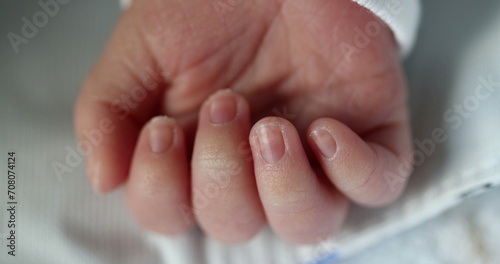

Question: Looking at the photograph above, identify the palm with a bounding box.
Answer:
[135,0,406,138]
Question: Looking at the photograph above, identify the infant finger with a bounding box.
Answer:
[125,116,193,235]
[192,90,265,243]
[250,117,349,244]
[74,7,165,193]
[307,118,412,207]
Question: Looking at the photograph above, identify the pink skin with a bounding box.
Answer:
[74,0,412,244]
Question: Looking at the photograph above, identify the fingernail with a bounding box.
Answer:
[209,92,237,124]
[311,128,337,158]
[149,116,174,153]
[256,124,285,164]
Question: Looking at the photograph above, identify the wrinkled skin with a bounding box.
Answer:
[75,0,412,244]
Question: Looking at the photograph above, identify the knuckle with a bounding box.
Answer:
[196,145,242,182]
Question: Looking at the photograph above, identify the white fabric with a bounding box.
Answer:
[1,1,500,264]
[119,0,131,9]
[352,0,421,56]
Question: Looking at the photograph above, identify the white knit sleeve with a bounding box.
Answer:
[119,0,132,9]
[352,0,421,56]
[119,0,421,55]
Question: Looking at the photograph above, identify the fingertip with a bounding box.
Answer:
[192,90,265,243]
[148,116,176,153]
[125,115,193,235]
[199,89,251,126]
[307,118,411,207]
[250,117,349,244]
[249,116,291,145]
[75,100,139,194]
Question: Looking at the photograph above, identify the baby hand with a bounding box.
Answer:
[74,0,412,244]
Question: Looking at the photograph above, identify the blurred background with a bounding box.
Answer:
[1,0,499,263]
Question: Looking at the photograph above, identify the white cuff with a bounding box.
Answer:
[351,0,421,56]
[119,0,132,9]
